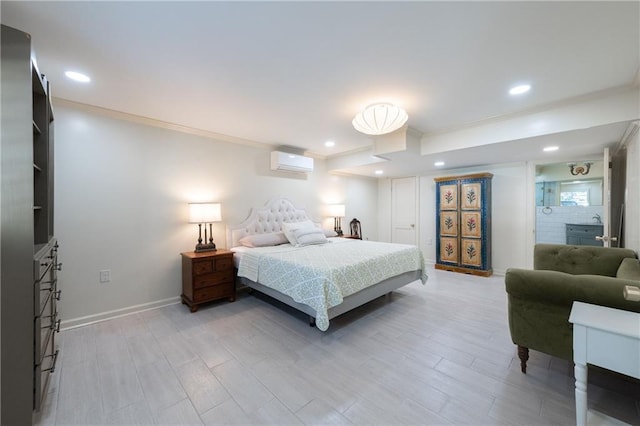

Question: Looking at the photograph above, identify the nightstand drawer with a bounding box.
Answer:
[194,270,233,289]
[193,259,214,275]
[193,284,233,302]
[215,256,233,271]
[193,255,233,276]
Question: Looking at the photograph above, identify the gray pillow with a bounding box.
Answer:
[616,258,640,281]
[238,232,288,248]
[282,220,315,245]
[293,227,327,247]
[323,228,338,238]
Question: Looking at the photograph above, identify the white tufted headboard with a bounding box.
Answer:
[226,198,317,248]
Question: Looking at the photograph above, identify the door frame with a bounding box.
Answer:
[525,145,624,269]
[526,149,617,267]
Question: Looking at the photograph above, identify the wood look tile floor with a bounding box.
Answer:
[36,268,640,425]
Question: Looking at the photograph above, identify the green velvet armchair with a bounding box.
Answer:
[505,243,640,373]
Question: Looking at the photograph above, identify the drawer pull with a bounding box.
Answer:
[41,313,60,331]
[40,280,56,291]
[36,261,54,282]
[43,349,59,373]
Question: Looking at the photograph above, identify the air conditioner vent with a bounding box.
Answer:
[270,151,314,173]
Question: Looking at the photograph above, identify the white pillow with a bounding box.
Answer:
[322,228,338,238]
[238,232,288,248]
[281,220,315,245]
[293,227,328,247]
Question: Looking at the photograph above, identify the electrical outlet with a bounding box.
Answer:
[99,269,111,283]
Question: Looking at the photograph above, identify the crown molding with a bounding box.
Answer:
[52,97,276,151]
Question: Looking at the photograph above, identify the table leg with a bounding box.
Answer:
[574,362,588,426]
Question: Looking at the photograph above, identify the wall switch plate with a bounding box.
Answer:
[99,269,111,283]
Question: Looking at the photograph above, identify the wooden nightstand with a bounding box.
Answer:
[180,249,235,312]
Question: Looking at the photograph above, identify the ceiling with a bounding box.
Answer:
[2,1,639,177]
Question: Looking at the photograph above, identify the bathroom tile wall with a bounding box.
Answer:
[536,206,604,244]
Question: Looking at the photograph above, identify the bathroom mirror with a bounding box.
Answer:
[536,178,603,206]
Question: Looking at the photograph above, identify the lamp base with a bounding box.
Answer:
[195,242,217,252]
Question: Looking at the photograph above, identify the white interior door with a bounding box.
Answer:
[391,177,418,245]
[598,147,613,247]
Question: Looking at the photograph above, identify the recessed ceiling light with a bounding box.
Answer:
[65,71,91,83]
[509,84,531,95]
[434,161,445,167]
[374,170,384,175]
[543,146,559,152]
[324,141,335,147]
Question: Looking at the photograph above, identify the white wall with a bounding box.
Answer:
[625,129,640,252]
[54,102,378,325]
[380,163,529,275]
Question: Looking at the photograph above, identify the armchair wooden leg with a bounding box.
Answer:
[518,345,529,374]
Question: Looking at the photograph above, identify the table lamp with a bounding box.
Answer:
[189,202,221,252]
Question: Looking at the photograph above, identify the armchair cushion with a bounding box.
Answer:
[616,258,640,281]
[534,243,636,276]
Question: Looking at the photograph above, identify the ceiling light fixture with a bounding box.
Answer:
[509,84,531,95]
[374,170,384,175]
[434,161,445,167]
[543,146,559,152]
[352,103,408,136]
[65,71,91,83]
[324,141,335,147]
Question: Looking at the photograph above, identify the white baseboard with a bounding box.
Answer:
[60,296,181,331]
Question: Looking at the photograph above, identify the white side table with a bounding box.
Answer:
[568,301,640,426]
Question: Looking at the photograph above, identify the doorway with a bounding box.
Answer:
[534,149,626,248]
[535,160,605,246]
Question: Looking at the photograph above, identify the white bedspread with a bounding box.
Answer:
[236,239,427,330]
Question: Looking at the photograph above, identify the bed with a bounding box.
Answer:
[227,198,427,331]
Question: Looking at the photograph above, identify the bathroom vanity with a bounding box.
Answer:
[565,223,604,246]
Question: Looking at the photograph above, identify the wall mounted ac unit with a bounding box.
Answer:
[270,151,314,173]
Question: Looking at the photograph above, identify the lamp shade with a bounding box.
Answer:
[352,103,408,136]
[327,204,345,218]
[189,202,221,223]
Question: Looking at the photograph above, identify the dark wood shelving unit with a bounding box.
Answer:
[1,24,60,423]
[31,56,59,414]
